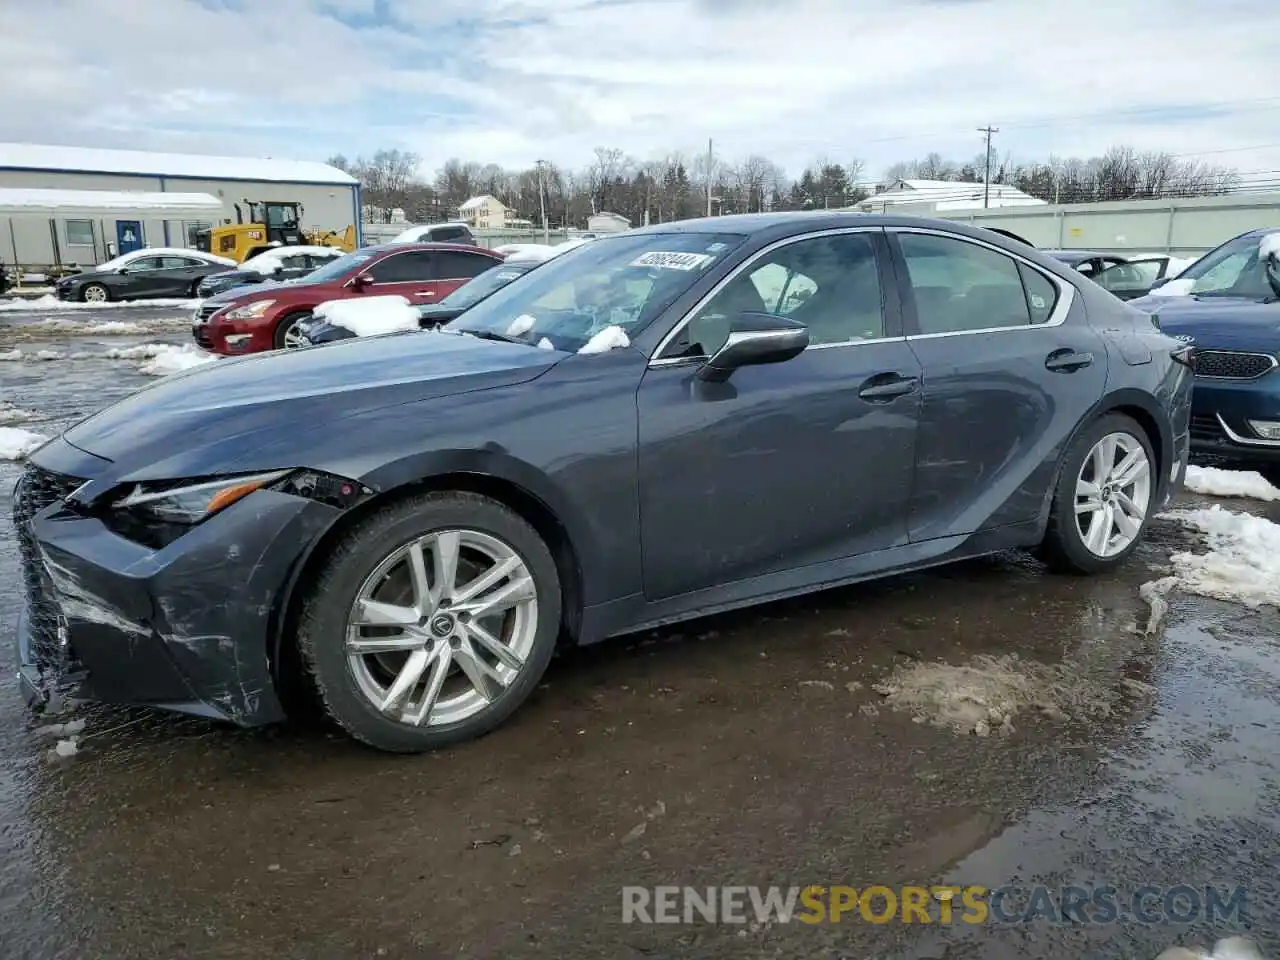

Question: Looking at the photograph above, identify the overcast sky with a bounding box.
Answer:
[3,0,1279,182]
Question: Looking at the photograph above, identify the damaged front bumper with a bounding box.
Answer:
[13,460,341,726]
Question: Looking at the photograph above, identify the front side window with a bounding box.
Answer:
[445,232,745,352]
[439,264,533,308]
[667,232,884,359]
[370,251,436,282]
[66,220,94,246]
[898,233,1044,334]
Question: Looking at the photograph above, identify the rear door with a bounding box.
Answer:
[886,228,1109,542]
[162,255,214,296]
[433,250,501,297]
[364,250,441,304]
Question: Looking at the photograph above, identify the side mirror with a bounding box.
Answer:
[273,266,284,276]
[117,267,130,275]
[351,273,373,291]
[696,312,809,383]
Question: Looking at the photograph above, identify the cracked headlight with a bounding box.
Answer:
[114,470,290,525]
[223,300,275,321]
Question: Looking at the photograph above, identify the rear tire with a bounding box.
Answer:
[296,492,562,753]
[1041,413,1157,574]
[274,311,311,349]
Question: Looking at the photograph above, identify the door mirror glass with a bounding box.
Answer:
[696,312,809,382]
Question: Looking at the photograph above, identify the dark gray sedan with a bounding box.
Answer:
[13,213,1193,752]
[54,250,233,302]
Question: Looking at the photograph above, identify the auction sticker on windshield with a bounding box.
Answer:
[630,251,716,271]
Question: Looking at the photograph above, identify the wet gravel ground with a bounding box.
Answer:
[2,305,1279,959]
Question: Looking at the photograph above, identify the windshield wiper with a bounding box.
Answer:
[454,328,528,345]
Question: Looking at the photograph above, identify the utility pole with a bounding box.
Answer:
[706,138,714,217]
[535,159,549,243]
[978,125,999,209]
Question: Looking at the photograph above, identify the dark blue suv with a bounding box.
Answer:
[1130,228,1280,483]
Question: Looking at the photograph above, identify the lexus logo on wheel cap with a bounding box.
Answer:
[430,614,455,637]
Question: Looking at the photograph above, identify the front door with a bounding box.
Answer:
[115,220,143,255]
[636,229,922,601]
[886,229,1110,542]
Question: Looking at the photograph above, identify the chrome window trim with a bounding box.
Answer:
[648,226,888,365]
[891,226,1076,338]
[1192,350,1277,382]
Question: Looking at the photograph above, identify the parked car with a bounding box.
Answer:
[192,243,504,354]
[389,222,478,245]
[1091,254,1198,301]
[196,245,347,297]
[1129,228,1280,482]
[1043,249,1130,278]
[299,259,543,345]
[15,213,1192,753]
[55,248,236,302]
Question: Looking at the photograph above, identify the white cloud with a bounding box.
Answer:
[1,0,1278,179]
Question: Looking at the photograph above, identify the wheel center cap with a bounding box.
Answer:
[429,613,456,638]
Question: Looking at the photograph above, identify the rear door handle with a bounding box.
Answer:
[858,372,918,401]
[1045,348,1094,372]
[416,289,436,297]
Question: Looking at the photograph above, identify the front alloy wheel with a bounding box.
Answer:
[82,283,109,303]
[297,491,561,752]
[346,529,539,727]
[280,316,310,349]
[1074,432,1151,557]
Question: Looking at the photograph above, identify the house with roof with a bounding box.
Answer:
[0,141,359,267]
[458,195,512,229]
[852,178,1047,214]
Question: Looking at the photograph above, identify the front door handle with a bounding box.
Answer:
[858,372,918,402]
[1045,348,1094,372]
[416,289,436,297]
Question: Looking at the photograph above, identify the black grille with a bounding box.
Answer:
[1190,414,1222,443]
[193,325,213,349]
[13,465,83,678]
[196,303,220,322]
[1193,350,1276,380]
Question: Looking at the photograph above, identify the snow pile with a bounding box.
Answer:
[138,345,217,377]
[1162,506,1280,608]
[1260,232,1280,262]
[0,402,38,425]
[537,337,555,351]
[103,343,171,360]
[1165,256,1198,278]
[241,245,340,274]
[1148,277,1195,297]
[577,325,630,355]
[495,243,556,260]
[1156,935,1266,960]
[0,349,22,361]
[1184,465,1280,502]
[35,349,63,361]
[0,294,201,312]
[505,313,536,336]
[871,653,1141,735]
[0,426,50,461]
[83,320,145,334]
[314,295,420,337]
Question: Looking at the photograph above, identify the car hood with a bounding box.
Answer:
[59,270,108,283]
[61,331,559,478]
[1130,294,1280,350]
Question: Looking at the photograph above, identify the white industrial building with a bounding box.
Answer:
[0,142,360,268]
[852,178,1047,214]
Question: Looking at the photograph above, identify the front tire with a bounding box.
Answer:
[274,311,311,349]
[81,283,110,303]
[297,492,562,753]
[1041,413,1156,574]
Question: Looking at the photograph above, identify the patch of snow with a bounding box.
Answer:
[0,426,50,461]
[1147,277,1195,297]
[84,320,145,334]
[240,245,342,274]
[313,295,420,338]
[498,243,557,261]
[1157,935,1266,960]
[0,348,21,361]
[38,718,86,737]
[103,343,169,360]
[35,349,63,361]
[577,325,630,355]
[52,739,79,758]
[0,402,39,425]
[1165,256,1198,278]
[137,345,217,377]
[0,294,201,312]
[1260,232,1280,262]
[505,313,536,336]
[1162,505,1280,608]
[1184,465,1280,502]
[537,337,555,351]
[1139,577,1176,636]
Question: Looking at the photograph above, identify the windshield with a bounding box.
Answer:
[437,263,534,309]
[300,250,374,284]
[444,232,746,350]
[1176,232,1276,298]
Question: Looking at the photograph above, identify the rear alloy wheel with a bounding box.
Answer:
[1041,413,1156,573]
[297,492,561,752]
[81,283,109,303]
[275,312,311,349]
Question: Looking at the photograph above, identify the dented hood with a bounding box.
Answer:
[61,332,557,477]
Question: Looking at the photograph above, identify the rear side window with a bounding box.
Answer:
[434,251,497,279]
[433,227,472,242]
[898,233,1031,334]
[370,251,436,282]
[1018,263,1059,324]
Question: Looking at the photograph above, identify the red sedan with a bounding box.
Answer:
[193,243,505,355]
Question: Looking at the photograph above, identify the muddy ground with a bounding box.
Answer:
[1,305,1278,959]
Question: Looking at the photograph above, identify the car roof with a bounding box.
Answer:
[359,242,502,256]
[1042,249,1116,262]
